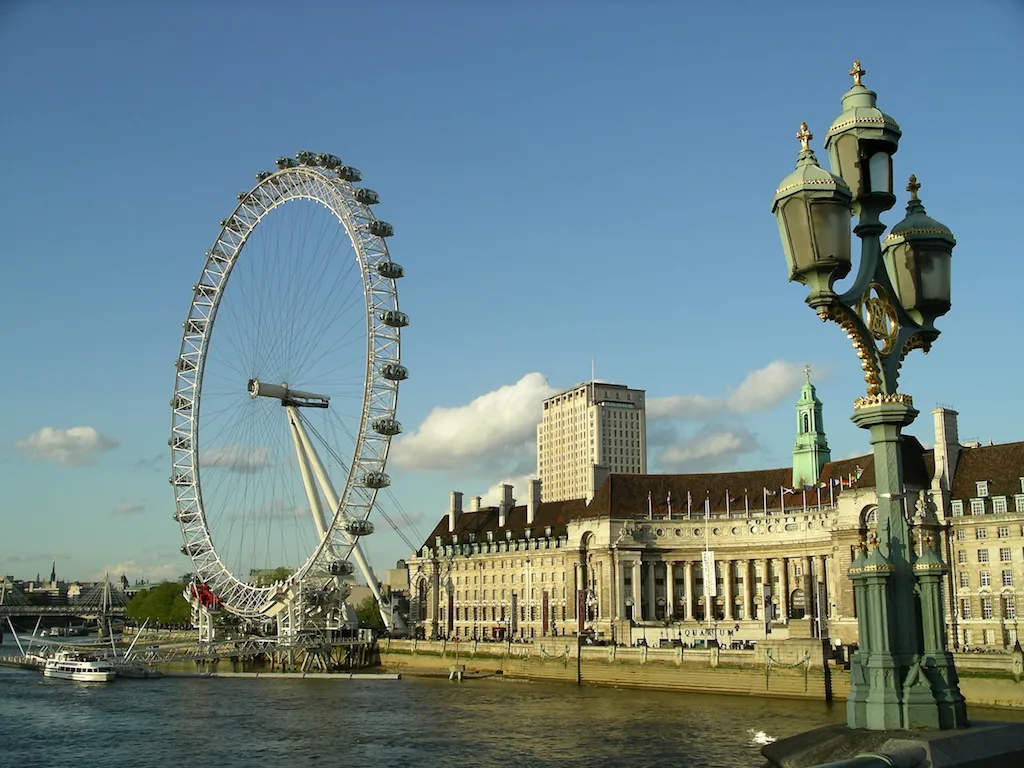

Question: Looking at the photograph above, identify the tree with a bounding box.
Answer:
[355,595,383,630]
[126,582,191,624]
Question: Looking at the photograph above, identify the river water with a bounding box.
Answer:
[1,636,1020,768]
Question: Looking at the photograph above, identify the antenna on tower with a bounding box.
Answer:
[591,358,595,385]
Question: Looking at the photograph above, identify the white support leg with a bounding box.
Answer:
[287,408,393,626]
[286,408,333,552]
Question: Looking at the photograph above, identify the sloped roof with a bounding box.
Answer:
[420,497,587,549]
[951,441,1024,499]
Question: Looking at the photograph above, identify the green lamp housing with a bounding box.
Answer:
[772,145,853,295]
[824,83,901,202]
[882,181,955,323]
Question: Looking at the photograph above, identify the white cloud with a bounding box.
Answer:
[727,360,808,413]
[96,559,184,584]
[648,361,811,421]
[657,426,759,472]
[111,501,145,517]
[13,426,119,466]
[478,474,535,507]
[392,373,557,471]
[201,443,271,473]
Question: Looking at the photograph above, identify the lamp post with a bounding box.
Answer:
[772,61,966,731]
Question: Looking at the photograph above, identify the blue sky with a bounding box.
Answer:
[2,1,1022,585]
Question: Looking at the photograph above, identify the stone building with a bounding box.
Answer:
[537,381,646,503]
[407,380,1024,650]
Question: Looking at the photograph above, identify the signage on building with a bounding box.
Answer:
[701,550,716,597]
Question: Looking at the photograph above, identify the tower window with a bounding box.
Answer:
[803,414,810,433]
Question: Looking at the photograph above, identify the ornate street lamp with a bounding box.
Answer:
[772,61,966,731]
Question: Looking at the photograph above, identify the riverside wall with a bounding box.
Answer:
[379,639,1024,710]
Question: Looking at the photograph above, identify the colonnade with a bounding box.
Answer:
[614,552,832,624]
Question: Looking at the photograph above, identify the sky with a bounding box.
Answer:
[1,1,1022,586]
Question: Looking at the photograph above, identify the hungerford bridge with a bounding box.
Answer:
[0,578,127,619]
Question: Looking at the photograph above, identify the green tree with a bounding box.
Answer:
[252,567,292,586]
[355,595,383,630]
[126,582,191,624]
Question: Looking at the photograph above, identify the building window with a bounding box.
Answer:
[976,528,988,540]
[970,499,985,516]
[951,500,964,517]
[1017,496,1024,514]
[980,571,991,588]
[958,551,968,565]
[994,497,1008,515]
[1003,570,1014,587]
[978,550,990,563]
[1001,547,1012,562]
[977,481,990,498]
[956,528,967,541]
[960,599,972,619]
[982,597,993,620]
[1005,598,1017,620]
[998,526,1010,538]
[959,572,970,589]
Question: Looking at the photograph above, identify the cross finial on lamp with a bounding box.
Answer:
[804,364,811,383]
[907,174,921,200]
[796,122,813,151]
[850,59,866,87]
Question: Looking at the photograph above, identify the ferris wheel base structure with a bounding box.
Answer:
[171,151,410,643]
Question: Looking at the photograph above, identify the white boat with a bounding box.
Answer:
[43,651,116,682]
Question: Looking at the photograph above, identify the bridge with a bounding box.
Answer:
[0,577,128,619]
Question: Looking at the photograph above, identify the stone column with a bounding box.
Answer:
[805,554,815,626]
[742,560,753,621]
[631,561,642,622]
[616,554,626,620]
[723,560,734,621]
[819,553,830,621]
[665,562,675,620]
[779,557,789,623]
[645,561,656,621]
[684,560,694,621]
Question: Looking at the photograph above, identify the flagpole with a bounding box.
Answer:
[817,484,822,511]
[762,487,768,516]
[744,488,749,517]
[667,490,672,520]
[830,479,834,506]
[687,491,692,520]
[648,491,653,520]
[725,489,730,516]
[780,485,785,514]
[802,488,807,512]
[704,495,711,637]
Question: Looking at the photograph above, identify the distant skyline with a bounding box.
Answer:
[2,2,1022,583]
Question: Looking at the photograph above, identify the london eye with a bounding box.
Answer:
[170,152,408,634]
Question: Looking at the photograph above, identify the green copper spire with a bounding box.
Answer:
[793,365,831,488]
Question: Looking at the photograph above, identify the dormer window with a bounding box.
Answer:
[1020,477,1024,494]
[486,531,494,542]
[951,500,964,517]
[977,481,990,497]
[525,528,532,539]
[544,526,552,537]
[506,530,513,540]
[468,532,476,543]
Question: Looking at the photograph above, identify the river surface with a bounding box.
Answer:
[1,637,1021,768]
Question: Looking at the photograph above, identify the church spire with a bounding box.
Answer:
[792,366,831,488]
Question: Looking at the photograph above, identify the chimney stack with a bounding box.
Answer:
[470,496,482,512]
[448,491,463,533]
[932,407,961,494]
[498,483,514,527]
[527,479,542,525]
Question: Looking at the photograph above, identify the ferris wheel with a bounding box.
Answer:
[170,151,408,629]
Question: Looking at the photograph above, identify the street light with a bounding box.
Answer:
[772,61,966,732]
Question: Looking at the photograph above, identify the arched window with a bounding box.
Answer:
[803,413,810,433]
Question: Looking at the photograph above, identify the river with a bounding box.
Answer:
[1,636,1020,768]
